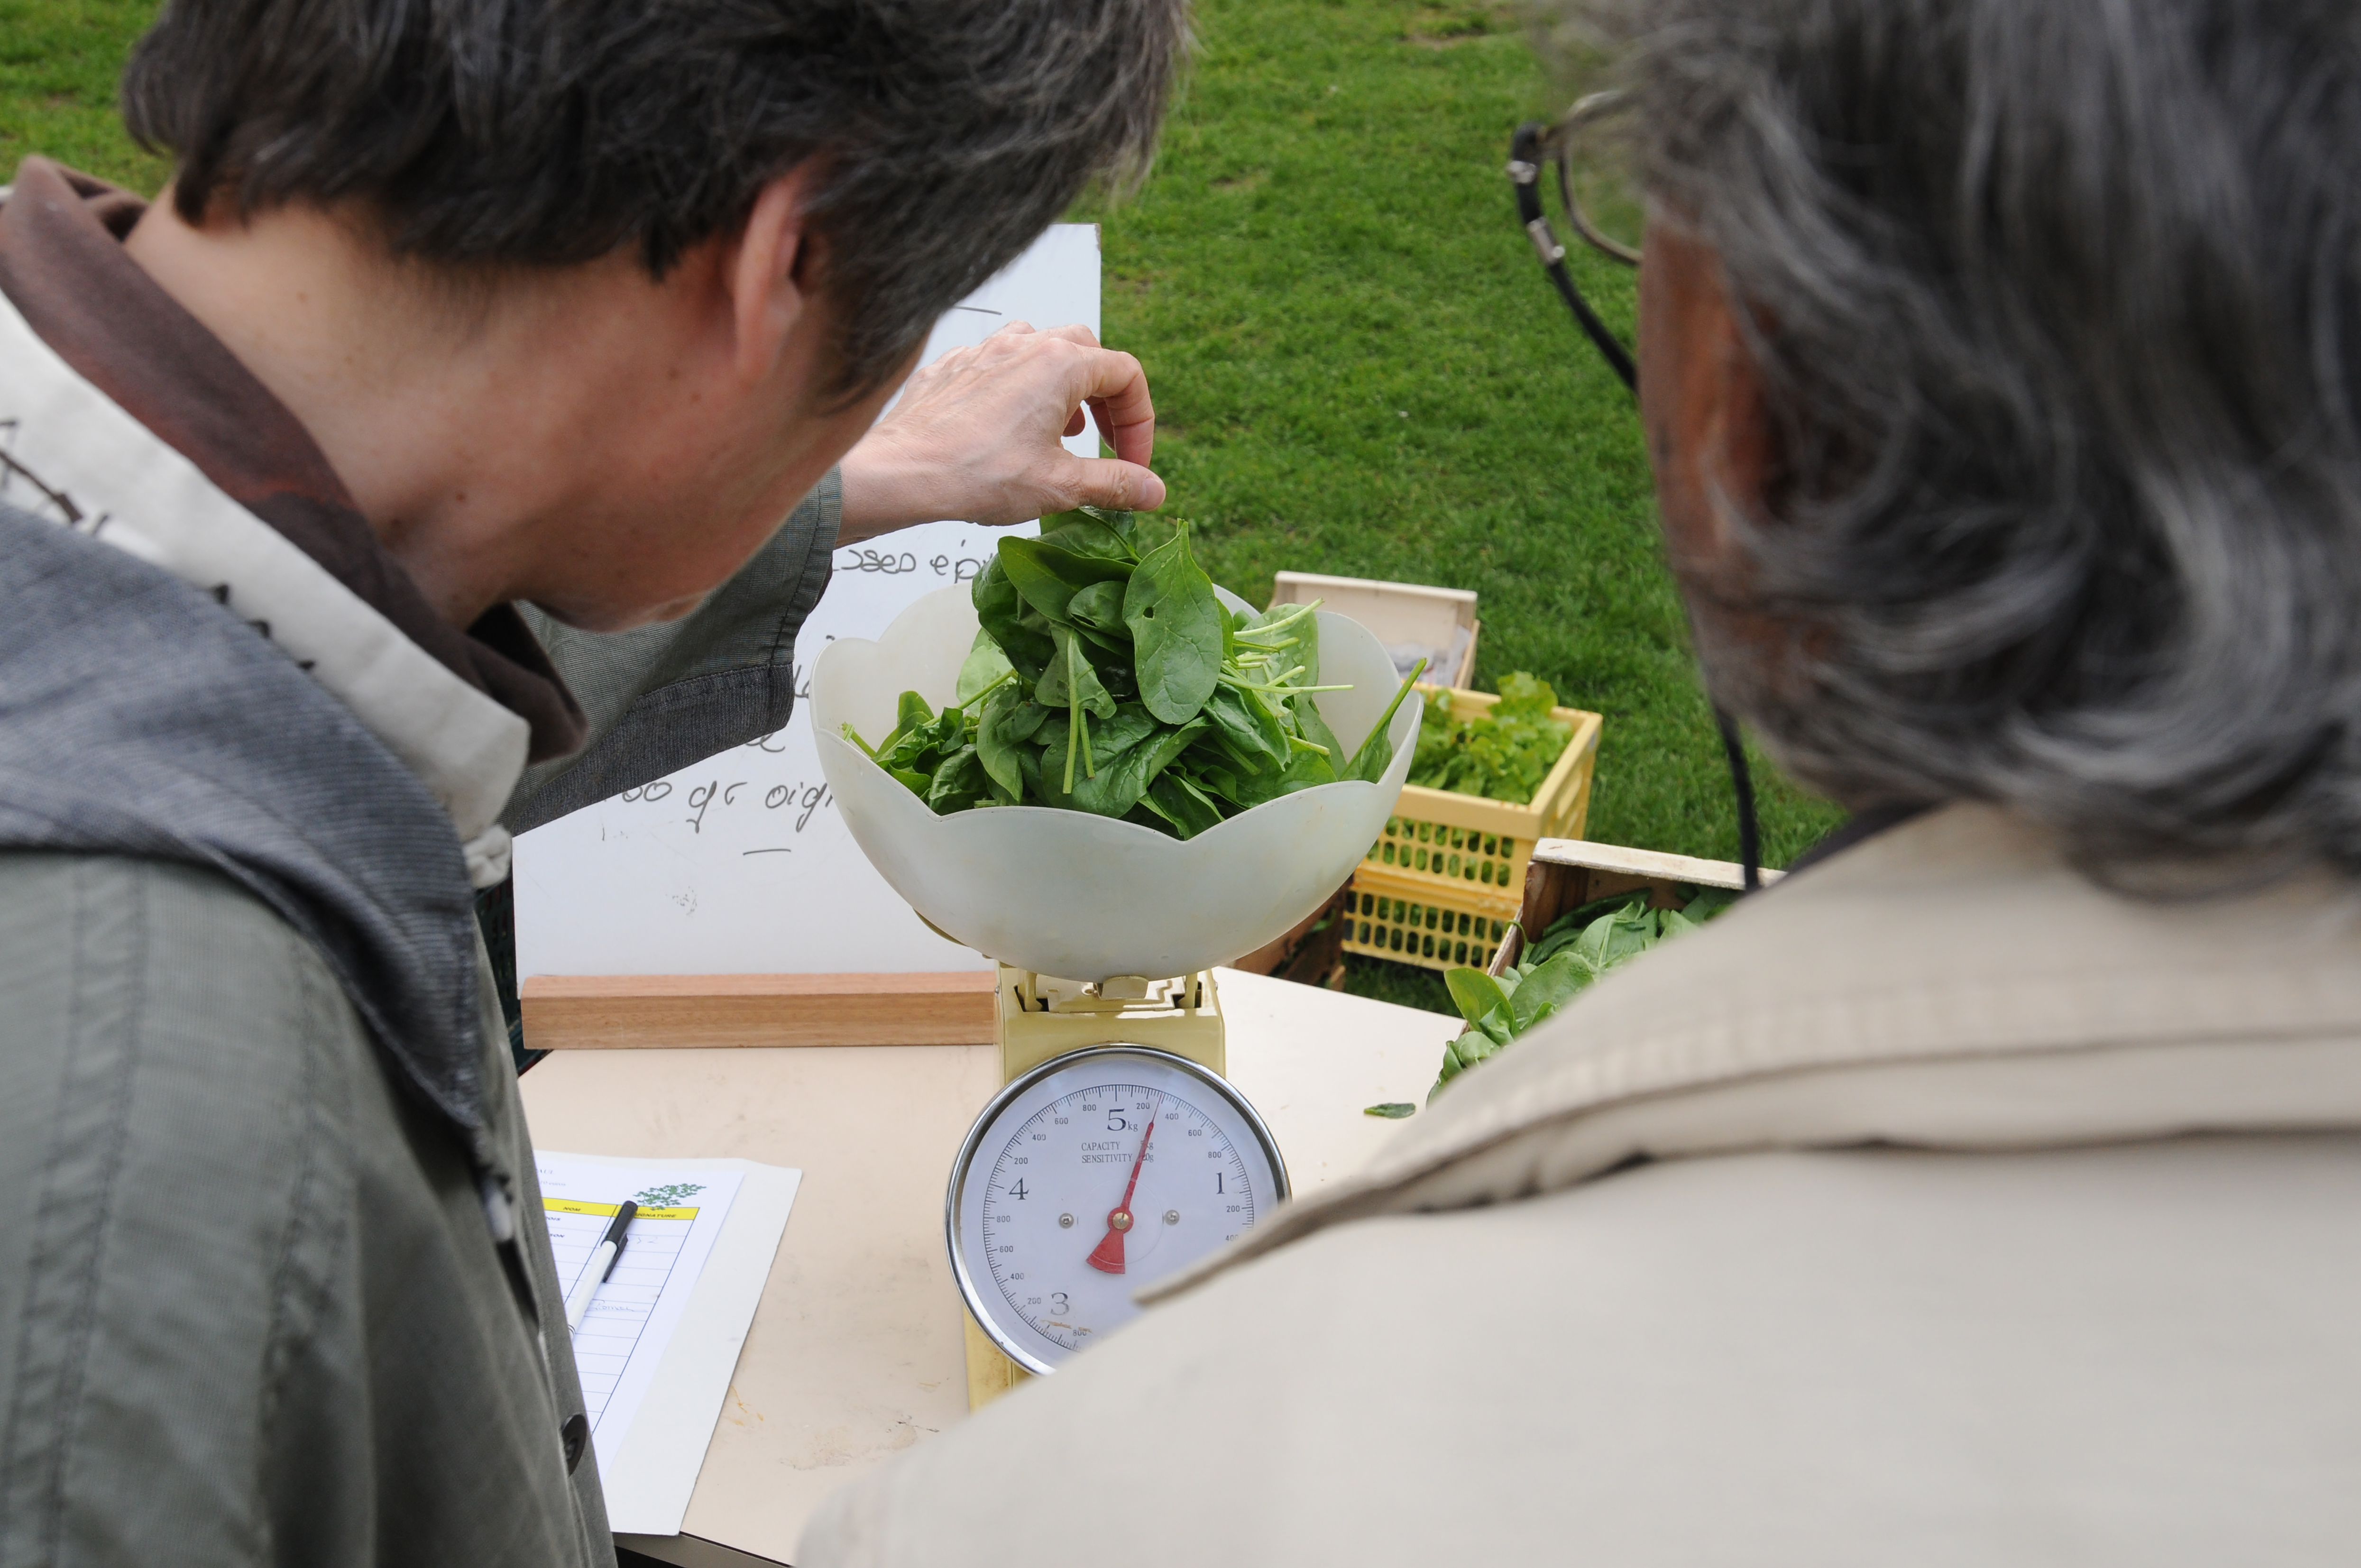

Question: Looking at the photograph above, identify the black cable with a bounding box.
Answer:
[1511,122,1762,890]
[1509,123,1638,393]
[1715,707,1763,891]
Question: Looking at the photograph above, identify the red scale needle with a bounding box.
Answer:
[1085,1095,1162,1275]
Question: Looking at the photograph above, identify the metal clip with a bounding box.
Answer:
[1505,158,1539,185]
[1524,216,1568,266]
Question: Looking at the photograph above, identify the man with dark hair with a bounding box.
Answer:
[803,1,2361,1562]
[0,0,1185,1560]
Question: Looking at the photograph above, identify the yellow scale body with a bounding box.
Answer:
[964,964,1225,1409]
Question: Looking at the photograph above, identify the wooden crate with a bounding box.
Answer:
[1268,570,1480,688]
[1341,864,1521,973]
[1362,687,1604,908]
[1487,839,1779,978]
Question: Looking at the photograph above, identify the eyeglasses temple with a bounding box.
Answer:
[1508,122,1637,393]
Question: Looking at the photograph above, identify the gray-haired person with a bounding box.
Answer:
[0,0,1184,1561]
[802,1,2361,1562]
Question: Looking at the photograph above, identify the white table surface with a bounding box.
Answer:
[519,967,1454,1566]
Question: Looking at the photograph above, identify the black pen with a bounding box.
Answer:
[565,1200,638,1332]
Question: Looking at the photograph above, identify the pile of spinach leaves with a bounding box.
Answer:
[845,506,1422,839]
[1408,671,1575,805]
[1430,887,1736,1100]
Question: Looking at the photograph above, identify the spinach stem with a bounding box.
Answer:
[965,667,1017,707]
[1220,673,1351,694]
[1233,600,1319,642]
[1064,701,1081,792]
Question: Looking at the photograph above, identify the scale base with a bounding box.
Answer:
[964,963,1228,1409]
[964,1315,1030,1409]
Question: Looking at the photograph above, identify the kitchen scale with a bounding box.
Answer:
[948,965,1289,1405]
[808,583,1425,1408]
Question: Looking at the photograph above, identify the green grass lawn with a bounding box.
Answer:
[1,0,1843,1016]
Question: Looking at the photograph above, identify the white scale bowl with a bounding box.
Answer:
[810,585,1422,983]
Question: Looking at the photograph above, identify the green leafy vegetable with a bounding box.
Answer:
[842,507,1418,838]
[955,630,1016,706]
[1409,670,1574,804]
[1343,657,1427,783]
[1363,1102,1417,1119]
[1430,887,1733,1100]
[1123,528,1225,724]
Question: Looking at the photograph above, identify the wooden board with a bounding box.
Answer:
[1488,840,1782,977]
[522,972,997,1049]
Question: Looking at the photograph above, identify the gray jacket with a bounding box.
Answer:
[0,477,834,1561]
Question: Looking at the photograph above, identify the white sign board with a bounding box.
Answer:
[513,225,1099,978]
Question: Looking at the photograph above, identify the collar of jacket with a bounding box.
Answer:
[0,283,531,884]
[0,505,495,1148]
[1148,802,2361,1303]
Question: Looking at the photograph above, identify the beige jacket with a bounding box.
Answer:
[803,804,2361,1566]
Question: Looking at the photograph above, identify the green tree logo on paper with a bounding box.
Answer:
[633,1183,705,1210]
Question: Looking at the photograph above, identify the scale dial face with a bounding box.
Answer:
[947,1045,1288,1374]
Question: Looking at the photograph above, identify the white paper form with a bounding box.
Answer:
[541,1159,744,1443]
[535,1152,802,1536]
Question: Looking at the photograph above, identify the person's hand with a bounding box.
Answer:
[836,321,1162,545]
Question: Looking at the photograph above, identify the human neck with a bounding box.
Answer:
[120,196,687,628]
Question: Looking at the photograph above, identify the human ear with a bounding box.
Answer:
[726,168,823,387]
[1637,221,1776,582]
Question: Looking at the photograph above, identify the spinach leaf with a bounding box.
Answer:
[955,628,1016,705]
[1044,713,1202,819]
[1122,527,1224,724]
[1039,701,1160,771]
[1271,736,1339,794]
[1037,507,1138,564]
[1101,506,1179,557]
[973,556,1054,680]
[1445,966,1511,1027]
[1143,769,1226,839]
[1428,889,1733,1101]
[974,686,1028,801]
[997,535,1130,624]
[1003,696,1052,743]
[1066,579,1130,643]
[1204,683,1289,767]
[1047,625,1119,791]
[892,690,934,740]
[1036,624,1118,718]
[1182,756,1249,807]
[1294,692,1345,765]
[926,745,991,815]
[1341,663,1425,783]
[1506,951,1593,1031]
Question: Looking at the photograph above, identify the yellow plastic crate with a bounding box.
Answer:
[1341,866,1520,972]
[1364,687,1604,908]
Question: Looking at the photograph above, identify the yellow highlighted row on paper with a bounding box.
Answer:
[544,1198,700,1221]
